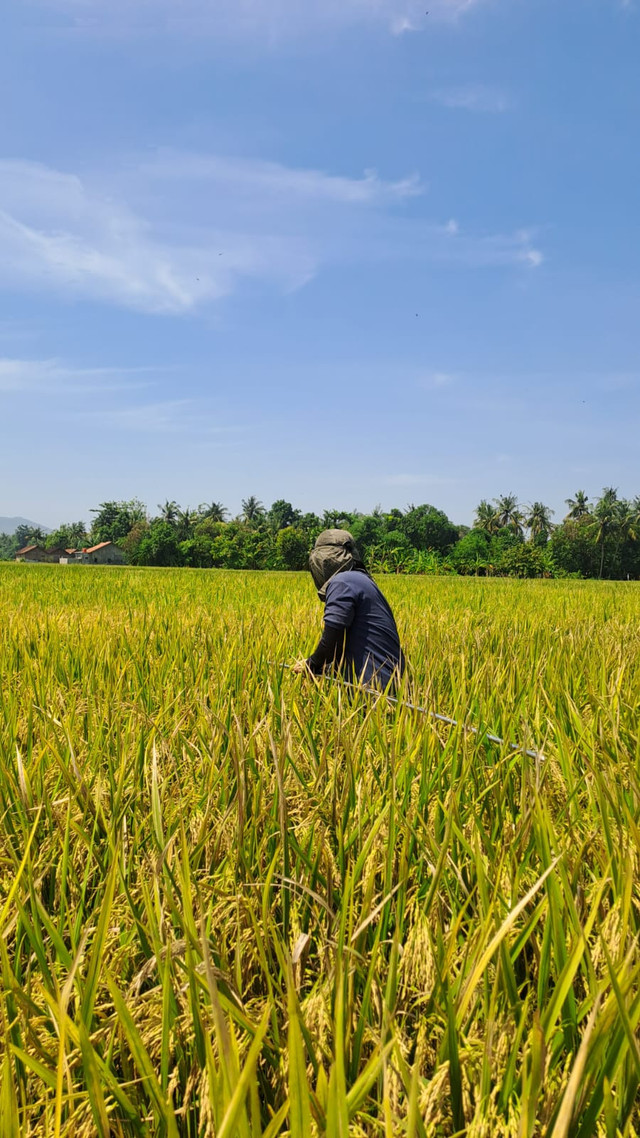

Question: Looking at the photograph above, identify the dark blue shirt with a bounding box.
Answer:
[323,570,404,687]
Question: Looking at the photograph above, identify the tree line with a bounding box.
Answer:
[3,488,640,579]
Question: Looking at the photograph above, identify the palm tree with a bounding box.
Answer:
[199,501,227,522]
[590,487,620,578]
[494,494,524,536]
[176,508,198,540]
[241,496,265,525]
[474,499,499,534]
[564,490,590,521]
[525,501,554,543]
[15,525,46,548]
[618,497,640,543]
[158,500,180,526]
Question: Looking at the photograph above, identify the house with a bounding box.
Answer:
[17,540,127,565]
[15,544,47,562]
[15,545,66,563]
[80,541,126,565]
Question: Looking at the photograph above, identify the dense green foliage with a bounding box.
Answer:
[1,566,640,1135]
[4,488,640,578]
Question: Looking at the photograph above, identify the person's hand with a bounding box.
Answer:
[291,659,311,675]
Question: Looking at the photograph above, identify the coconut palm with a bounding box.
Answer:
[322,509,353,529]
[525,501,554,543]
[474,500,499,534]
[494,494,524,536]
[564,490,590,521]
[631,496,640,535]
[627,496,640,525]
[590,487,620,578]
[176,508,199,540]
[619,497,640,543]
[158,500,180,526]
[199,501,227,522]
[241,496,265,526]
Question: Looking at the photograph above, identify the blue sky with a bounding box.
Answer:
[1,0,638,528]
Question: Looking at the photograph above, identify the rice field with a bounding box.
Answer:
[1,564,640,1137]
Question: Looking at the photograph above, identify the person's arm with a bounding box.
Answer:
[306,623,346,674]
[291,623,346,674]
[292,577,355,674]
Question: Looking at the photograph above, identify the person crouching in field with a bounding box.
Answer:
[292,529,405,690]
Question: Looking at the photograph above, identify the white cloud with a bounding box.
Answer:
[0,158,330,314]
[393,224,543,270]
[75,399,240,434]
[511,231,544,267]
[0,355,241,435]
[391,15,418,34]
[431,84,512,112]
[0,154,543,316]
[139,152,422,205]
[416,370,457,390]
[77,400,194,432]
[34,0,485,38]
[0,356,152,392]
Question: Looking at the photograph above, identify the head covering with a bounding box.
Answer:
[308,529,368,601]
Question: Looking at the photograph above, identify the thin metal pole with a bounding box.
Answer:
[270,662,544,761]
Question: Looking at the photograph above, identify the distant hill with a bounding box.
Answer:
[0,516,51,536]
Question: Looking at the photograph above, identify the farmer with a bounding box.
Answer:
[292,529,404,689]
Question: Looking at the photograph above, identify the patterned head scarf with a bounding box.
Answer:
[308,529,368,601]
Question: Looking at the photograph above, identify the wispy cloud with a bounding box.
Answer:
[431,84,512,112]
[0,163,289,315]
[0,154,543,316]
[0,356,152,392]
[74,399,239,434]
[76,400,193,433]
[0,355,242,435]
[140,151,422,205]
[420,371,456,389]
[34,0,486,38]
[0,157,422,315]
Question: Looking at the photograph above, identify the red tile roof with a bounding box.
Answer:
[83,541,114,554]
[16,545,40,555]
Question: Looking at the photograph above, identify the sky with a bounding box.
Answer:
[1,0,639,528]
